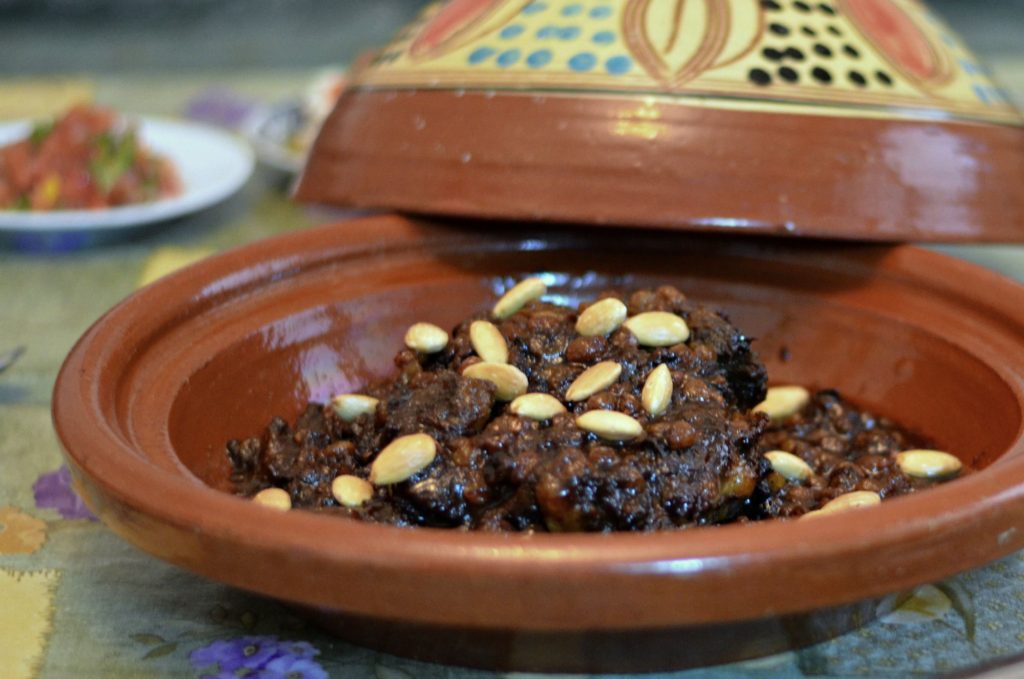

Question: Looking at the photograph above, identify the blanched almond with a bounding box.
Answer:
[404,322,449,353]
[753,385,810,421]
[576,297,627,337]
[510,393,567,420]
[565,361,621,401]
[623,312,690,347]
[469,320,509,363]
[330,394,379,422]
[464,362,529,401]
[802,490,881,519]
[493,277,546,319]
[369,433,438,485]
[764,450,813,481]
[896,450,962,479]
[252,487,291,511]
[331,475,374,507]
[576,410,644,441]
[641,364,672,417]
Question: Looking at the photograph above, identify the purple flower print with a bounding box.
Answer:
[190,636,278,673]
[33,466,96,520]
[189,635,325,678]
[258,654,329,679]
[184,88,259,129]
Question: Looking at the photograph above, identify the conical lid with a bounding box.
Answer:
[296,0,1024,241]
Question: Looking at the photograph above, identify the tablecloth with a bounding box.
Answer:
[3,72,1024,679]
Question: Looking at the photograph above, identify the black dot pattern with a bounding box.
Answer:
[812,66,832,84]
[748,3,896,90]
[748,68,773,85]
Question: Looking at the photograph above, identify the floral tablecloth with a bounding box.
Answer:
[3,73,1024,679]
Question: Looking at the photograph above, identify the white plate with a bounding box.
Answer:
[0,116,255,232]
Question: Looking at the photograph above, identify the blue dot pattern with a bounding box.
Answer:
[468,47,495,64]
[568,52,597,72]
[496,48,521,68]
[605,55,632,75]
[500,24,525,40]
[536,25,582,40]
[527,49,553,69]
[464,2,630,77]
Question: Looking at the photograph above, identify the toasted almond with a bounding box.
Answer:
[404,322,449,353]
[464,362,529,401]
[369,433,438,485]
[469,320,509,363]
[895,450,962,479]
[576,297,628,337]
[331,474,375,507]
[641,364,673,417]
[330,394,379,422]
[802,490,881,519]
[565,361,622,401]
[252,487,291,511]
[510,393,567,420]
[576,410,644,441]
[623,311,690,347]
[493,277,546,319]
[753,385,810,421]
[764,450,813,482]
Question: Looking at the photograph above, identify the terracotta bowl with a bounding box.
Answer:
[53,215,1024,673]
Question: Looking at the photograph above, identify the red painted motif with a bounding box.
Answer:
[410,0,504,58]
[624,0,733,88]
[842,0,942,82]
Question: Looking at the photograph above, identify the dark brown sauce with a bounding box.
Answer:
[227,286,951,532]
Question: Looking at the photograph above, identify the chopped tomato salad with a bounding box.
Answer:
[0,104,181,211]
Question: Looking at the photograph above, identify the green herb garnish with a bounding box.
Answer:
[89,129,137,190]
[29,122,53,147]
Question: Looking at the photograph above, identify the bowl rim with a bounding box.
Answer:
[53,214,1024,631]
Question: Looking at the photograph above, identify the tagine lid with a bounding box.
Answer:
[296,0,1024,242]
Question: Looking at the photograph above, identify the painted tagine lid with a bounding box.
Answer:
[296,0,1024,242]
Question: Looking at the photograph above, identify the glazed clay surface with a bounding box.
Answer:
[53,215,1024,671]
[297,0,1024,241]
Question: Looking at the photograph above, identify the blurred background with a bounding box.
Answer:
[0,0,1020,104]
[0,0,422,74]
[2,5,1024,677]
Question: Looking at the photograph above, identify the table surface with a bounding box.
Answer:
[4,52,1024,679]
